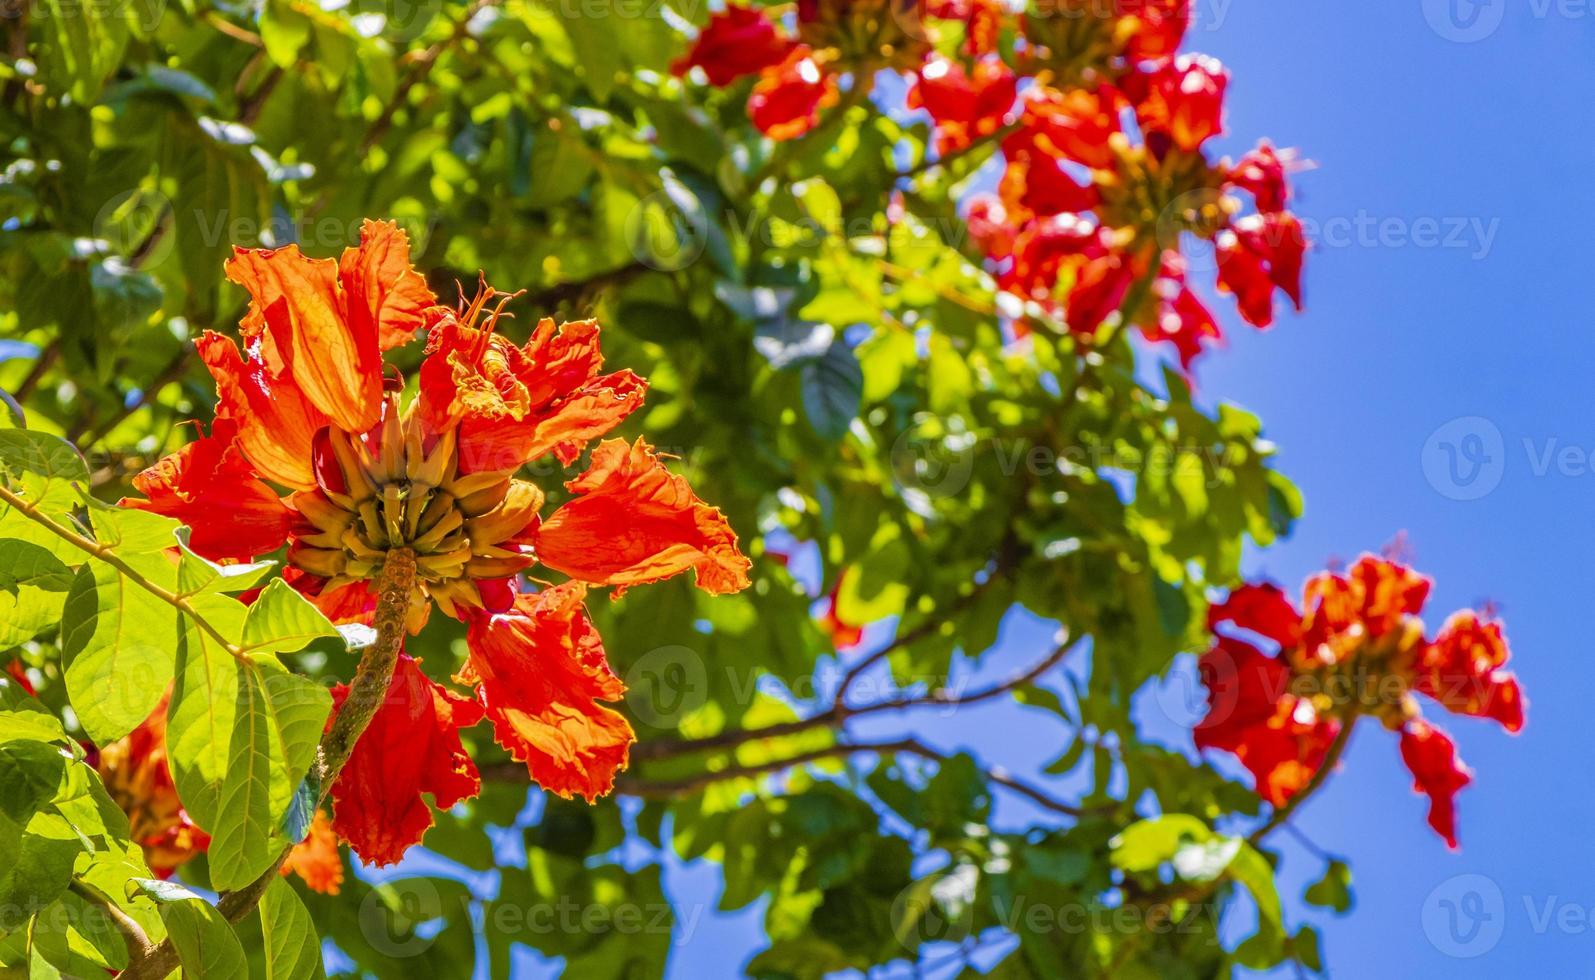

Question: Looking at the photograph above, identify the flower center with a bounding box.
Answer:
[287,393,542,620]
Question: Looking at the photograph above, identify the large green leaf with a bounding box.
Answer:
[259,878,327,980]
[207,659,330,891]
[130,878,249,978]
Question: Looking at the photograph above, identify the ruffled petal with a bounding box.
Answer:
[226,243,382,433]
[329,655,483,866]
[197,330,328,490]
[460,583,633,801]
[1416,612,1526,733]
[420,315,647,473]
[1399,720,1472,848]
[536,438,752,595]
[281,810,344,895]
[123,418,293,562]
[338,219,437,351]
[671,3,793,87]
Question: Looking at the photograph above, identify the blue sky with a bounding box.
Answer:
[369,4,1593,975]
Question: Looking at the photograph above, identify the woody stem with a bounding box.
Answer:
[117,550,419,980]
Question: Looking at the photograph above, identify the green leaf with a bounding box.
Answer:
[167,594,249,830]
[241,579,339,655]
[0,430,88,513]
[259,878,327,980]
[0,738,66,823]
[0,810,80,930]
[207,659,330,891]
[0,539,73,595]
[175,530,275,597]
[1109,814,1212,872]
[800,342,863,442]
[60,557,179,744]
[30,889,129,974]
[130,878,249,978]
[1303,859,1353,914]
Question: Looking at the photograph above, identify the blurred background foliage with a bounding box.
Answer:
[0,0,1332,976]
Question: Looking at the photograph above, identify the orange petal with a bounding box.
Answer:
[536,438,751,595]
[338,219,437,351]
[461,583,633,801]
[197,331,328,490]
[122,418,293,561]
[329,655,482,867]
[420,315,647,473]
[226,243,382,432]
[281,810,344,895]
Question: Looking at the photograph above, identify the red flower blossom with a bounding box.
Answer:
[1118,0,1190,61]
[461,583,632,802]
[1414,613,1525,733]
[1193,636,1339,807]
[536,438,752,596]
[1216,212,1306,328]
[1131,54,1228,154]
[329,655,483,866]
[1197,555,1524,847]
[749,47,839,141]
[671,4,793,87]
[1399,720,1472,849]
[909,55,1016,154]
[125,219,751,866]
[126,417,293,561]
[1228,141,1291,214]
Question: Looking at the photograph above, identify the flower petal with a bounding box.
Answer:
[197,330,328,490]
[1207,583,1302,652]
[536,438,752,595]
[1416,612,1526,733]
[338,219,437,351]
[281,810,344,895]
[329,655,482,866]
[461,583,634,802]
[420,315,647,473]
[123,418,293,562]
[1399,720,1472,849]
[226,243,382,432]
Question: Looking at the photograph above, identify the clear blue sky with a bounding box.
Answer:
[373,4,1594,975]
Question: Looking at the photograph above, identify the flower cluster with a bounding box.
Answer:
[126,220,751,865]
[1194,556,1525,847]
[674,1,1307,368]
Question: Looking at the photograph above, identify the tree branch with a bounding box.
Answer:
[68,880,155,964]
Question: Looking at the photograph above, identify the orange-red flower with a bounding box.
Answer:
[1197,554,1525,847]
[280,810,345,894]
[126,417,293,561]
[125,219,751,866]
[536,438,752,596]
[749,47,839,141]
[1398,720,1472,849]
[329,655,483,866]
[461,583,632,802]
[909,56,1016,154]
